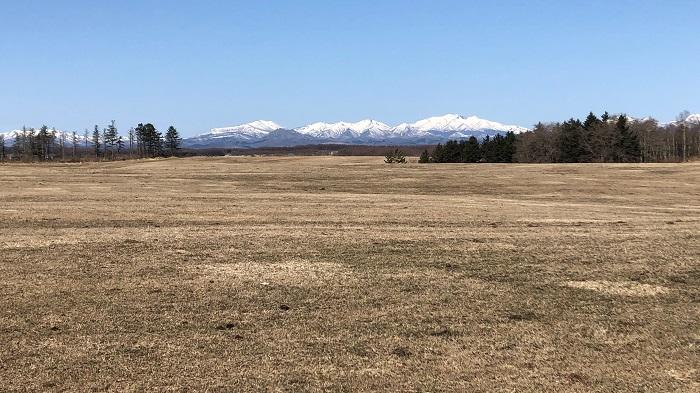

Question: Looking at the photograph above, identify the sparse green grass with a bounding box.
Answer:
[0,157,698,391]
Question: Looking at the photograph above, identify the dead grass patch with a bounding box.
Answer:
[0,157,697,391]
[197,260,352,287]
[564,280,670,296]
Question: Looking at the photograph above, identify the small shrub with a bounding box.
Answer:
[418,149,430,163]
[385,148,407,164]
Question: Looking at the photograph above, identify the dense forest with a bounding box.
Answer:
[419,112,699,163]
[0,122,181,162]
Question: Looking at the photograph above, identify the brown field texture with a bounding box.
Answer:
[1,156,698,392]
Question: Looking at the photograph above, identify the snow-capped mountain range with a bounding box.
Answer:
[184,114,531,148]
[0,129,87,146]
[3,113,697,149]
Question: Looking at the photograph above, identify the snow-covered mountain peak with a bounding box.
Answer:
[684,113,700,124]
[294,119,391,137]
[210,120,281,135]
[0,129,22,139]
[402,114,529,134]
[354,119,391,129]
[665,113,700,126]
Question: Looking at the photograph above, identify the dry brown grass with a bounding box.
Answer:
[0,156,698,392]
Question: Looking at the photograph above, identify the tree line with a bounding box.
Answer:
[419,132,517,163]
[0,122,182,162]
[418,111,699,163]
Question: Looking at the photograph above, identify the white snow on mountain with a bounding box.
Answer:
[664,113,700,126]
[623,115,654,123]
[683,113,700,124]
[207,120,282,139]
[0,129,22,141]
[191,114,529,141]
[0,129,87,145]
[294,119,391,138]
[391,114,529,136]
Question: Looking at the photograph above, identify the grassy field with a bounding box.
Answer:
[1,156,698,392]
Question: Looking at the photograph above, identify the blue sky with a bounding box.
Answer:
[1,0,699,137]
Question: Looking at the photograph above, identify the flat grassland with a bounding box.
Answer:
[1,157,698,392]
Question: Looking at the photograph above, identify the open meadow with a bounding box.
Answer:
[0,156,698,392]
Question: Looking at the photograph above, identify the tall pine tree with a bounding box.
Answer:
[164,126,182,156]
[559,119,585,162]
[92,125,101,159]
[462,136,481,162]
[615,115,641,162]
[104,120,118,159]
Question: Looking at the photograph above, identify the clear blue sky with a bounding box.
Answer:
[2,0,699,137]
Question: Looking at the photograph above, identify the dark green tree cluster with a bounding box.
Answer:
[424,132,517,163]
[134,123,181,158]
[135,123,163,157]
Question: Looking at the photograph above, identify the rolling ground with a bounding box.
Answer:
[0,156,698,392]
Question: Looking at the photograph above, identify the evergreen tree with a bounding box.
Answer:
[583,112,601,130]
[117,136,125,154]
[418,149,430,163]
[502,131,517,162]
[0,134,5,162]
[135,123,145,157]
[140,123,163,157]
[104,120,118,159]
[481,135,498,162]
[441,140,462,163]
[92,125,101,159]
[615,115,641,162]
[36,125,50,161]
[164,126,182,156]
[559,119,586,162]
[462,136,481,163]
[432,143,445,163]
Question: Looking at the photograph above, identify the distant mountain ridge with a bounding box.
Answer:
[0,129,86,146]
[184,114,530,148]
[3,113,697,149]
